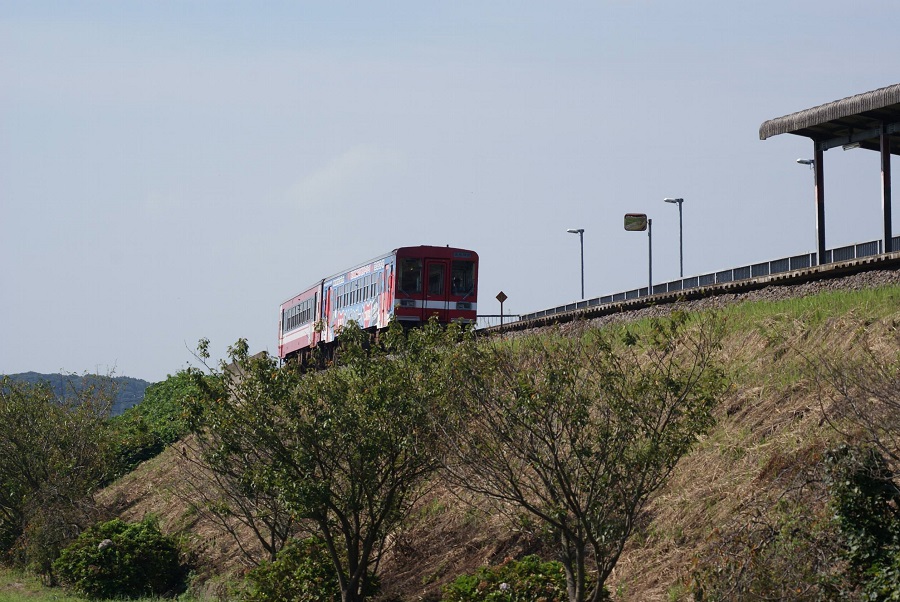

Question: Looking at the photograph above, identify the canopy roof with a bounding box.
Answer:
[759,83,900,155]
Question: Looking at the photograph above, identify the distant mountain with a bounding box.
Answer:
[2,372,152,416]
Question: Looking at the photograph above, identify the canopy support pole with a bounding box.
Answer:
[814,144,826,264]
[882,128,894,252]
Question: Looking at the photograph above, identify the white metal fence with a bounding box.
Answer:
[513,236,900,323]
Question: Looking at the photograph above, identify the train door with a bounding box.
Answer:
[424,259,450,322]
[380,265,392,327]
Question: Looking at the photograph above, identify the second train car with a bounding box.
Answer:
[278,245,478,361]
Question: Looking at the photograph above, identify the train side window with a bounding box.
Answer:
[399,259,422,294]
[451,260,475,295]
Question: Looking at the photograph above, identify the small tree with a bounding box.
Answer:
[182,345,298,565]
[441,314,726,602]
[0,376,115,580]
[187,320,454,602]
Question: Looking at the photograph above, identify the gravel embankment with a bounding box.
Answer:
[514,269,900,337]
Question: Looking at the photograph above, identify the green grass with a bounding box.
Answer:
[720,285,900,332]
[0,566,216,602]
[0,567,85,602]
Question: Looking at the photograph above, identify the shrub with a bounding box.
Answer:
[443,555,578,602]
[109,371,198,475]
[54,517,186,599]
[243,537,379,602]
[825,444,900,599]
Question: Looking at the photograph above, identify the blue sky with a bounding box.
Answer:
[2,1,898,381]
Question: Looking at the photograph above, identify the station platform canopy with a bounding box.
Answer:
[759,83,899,258]
[760,83,900,154]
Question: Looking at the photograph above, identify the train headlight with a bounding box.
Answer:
[456,302,472,310]
[396,299,416,308]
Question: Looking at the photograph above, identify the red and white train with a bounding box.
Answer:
[278,245,479,361]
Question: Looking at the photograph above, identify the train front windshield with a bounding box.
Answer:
[396,253,476,300]
[451,260,475,296]
[399,258,422,294]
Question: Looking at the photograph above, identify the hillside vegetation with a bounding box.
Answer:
[93,275,900,601]
[93,274,900,600]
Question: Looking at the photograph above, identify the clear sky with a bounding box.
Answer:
[2,1,898,382]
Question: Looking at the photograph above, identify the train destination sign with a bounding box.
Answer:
[624,213,648,231]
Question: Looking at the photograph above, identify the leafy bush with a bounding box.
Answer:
[54,517,186,599]
[443,555,577,602]
[826,444,900,599]
[109,371,199,474]
[243,537,379,602]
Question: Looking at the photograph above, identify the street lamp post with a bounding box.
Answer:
[663,197,684,277]
[566,228,585,299]
[648,218,653,292]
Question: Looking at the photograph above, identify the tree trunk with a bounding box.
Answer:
[560,531,587,602]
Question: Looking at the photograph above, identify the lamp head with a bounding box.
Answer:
[796,158,814,165]
[663,197,683,204]
[566,228,584,234]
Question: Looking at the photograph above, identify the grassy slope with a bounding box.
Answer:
[609,286,900,600]
[94,284,900,601]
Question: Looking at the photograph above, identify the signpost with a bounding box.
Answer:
[625,213,652,292]
[496,291,508,330]
[624,213,648,231]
